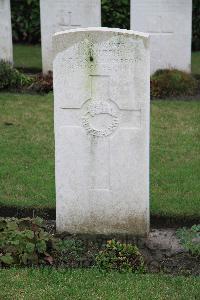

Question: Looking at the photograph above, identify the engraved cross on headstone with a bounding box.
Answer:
[59,11,81,29]
[61,75,142,190]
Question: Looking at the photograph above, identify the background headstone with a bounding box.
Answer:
[131,0,192,74]
[40,0,101,73]
[53,28,150,236]
[0,0,13,63]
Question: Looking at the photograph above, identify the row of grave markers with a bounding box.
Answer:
[0,0,192,75]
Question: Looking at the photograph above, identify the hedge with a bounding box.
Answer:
[11,0,200,50]
[11,0,40,44]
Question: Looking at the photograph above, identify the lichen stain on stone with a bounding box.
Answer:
[142,36,149,50]
[61,214,148,237]
[87,46,96,71]
[81,37,97,96]
[83,37,96,69]
[89,54,94,62]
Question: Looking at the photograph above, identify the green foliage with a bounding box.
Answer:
[151,69,198,99]
[193,0,200,51]
[101,0,130,29]
[0,60,52,93]
[0,61,33,90]
[56,239,84,256]
[177,225,200,257]
[30,72,53,93]
[96,239,144,273]
[0,218,145,272]
[54,239,86,267]
[0,217,57,266]
[11,0,40,44]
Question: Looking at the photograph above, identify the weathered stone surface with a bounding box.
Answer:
[0,0,13,62]
[53,28,150,236]
[40,0,101,73]
[131,0,192,74]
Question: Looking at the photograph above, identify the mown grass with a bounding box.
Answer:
[0,268,199,300]
[13,44,42,72]
[0,92,54,208]
[151,100,200,218]
[192,51,200,75]
[0,92,199,219]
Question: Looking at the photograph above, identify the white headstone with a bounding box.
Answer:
[53,28,150,236]
[40,0,101,74]
[0,0,13,63]
[131,0,192,74]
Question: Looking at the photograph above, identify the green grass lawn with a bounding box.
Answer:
[13,44,200,75]
[151,100,200,218]
[0,93,54,208]
[0,92,199,219]
[0,268,199,300]
[192,51,200,75]
[13,44,42,72]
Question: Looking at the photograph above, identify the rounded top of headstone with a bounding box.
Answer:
[53,27,149,38]
[53,27,149,57]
